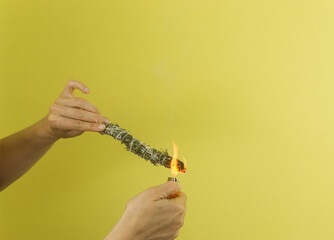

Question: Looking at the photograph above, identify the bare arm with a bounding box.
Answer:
[0,117,56,191]
[0,80,109,191]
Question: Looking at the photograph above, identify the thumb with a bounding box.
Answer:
[150,181,181,200]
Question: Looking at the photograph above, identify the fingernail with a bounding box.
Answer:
[85,87,90,93]
[177,182,182,190]
[104,118,110,124]
[98,124,105,130]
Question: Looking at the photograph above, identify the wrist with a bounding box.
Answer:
[35,115,60,143]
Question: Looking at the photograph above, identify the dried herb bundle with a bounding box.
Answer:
[100,123,186,173]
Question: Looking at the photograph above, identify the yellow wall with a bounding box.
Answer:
[1,1,334,239]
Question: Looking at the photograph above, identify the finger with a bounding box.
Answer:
[61,80,90,97]
[170,191,187,205]
[170,192,187,219]
[50,115,106,132]
[150,182,181,200]
[50,104,109,123]
[55,97,100,114]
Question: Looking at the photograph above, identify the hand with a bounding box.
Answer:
[44,80,109,139]
[106,182,187,240]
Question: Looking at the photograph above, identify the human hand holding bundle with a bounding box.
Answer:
[45,80,109,139]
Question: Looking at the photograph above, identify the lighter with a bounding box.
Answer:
[167,177,179,182]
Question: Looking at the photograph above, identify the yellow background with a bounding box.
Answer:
[1,0,334,239]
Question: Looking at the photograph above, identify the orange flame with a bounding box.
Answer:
[171,142,179,176]
[181,156,187,171]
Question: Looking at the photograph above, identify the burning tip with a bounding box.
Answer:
[169,142,187,175]
[177,160,186,174]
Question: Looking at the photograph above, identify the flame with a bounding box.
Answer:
[171,142,179,176]
[182,156,187,171]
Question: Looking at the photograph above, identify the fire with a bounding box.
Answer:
[171,142,187,175]
[182,156,187,170]
[171,142,179,176]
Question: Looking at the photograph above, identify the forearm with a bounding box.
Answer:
[0,115,57,191]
